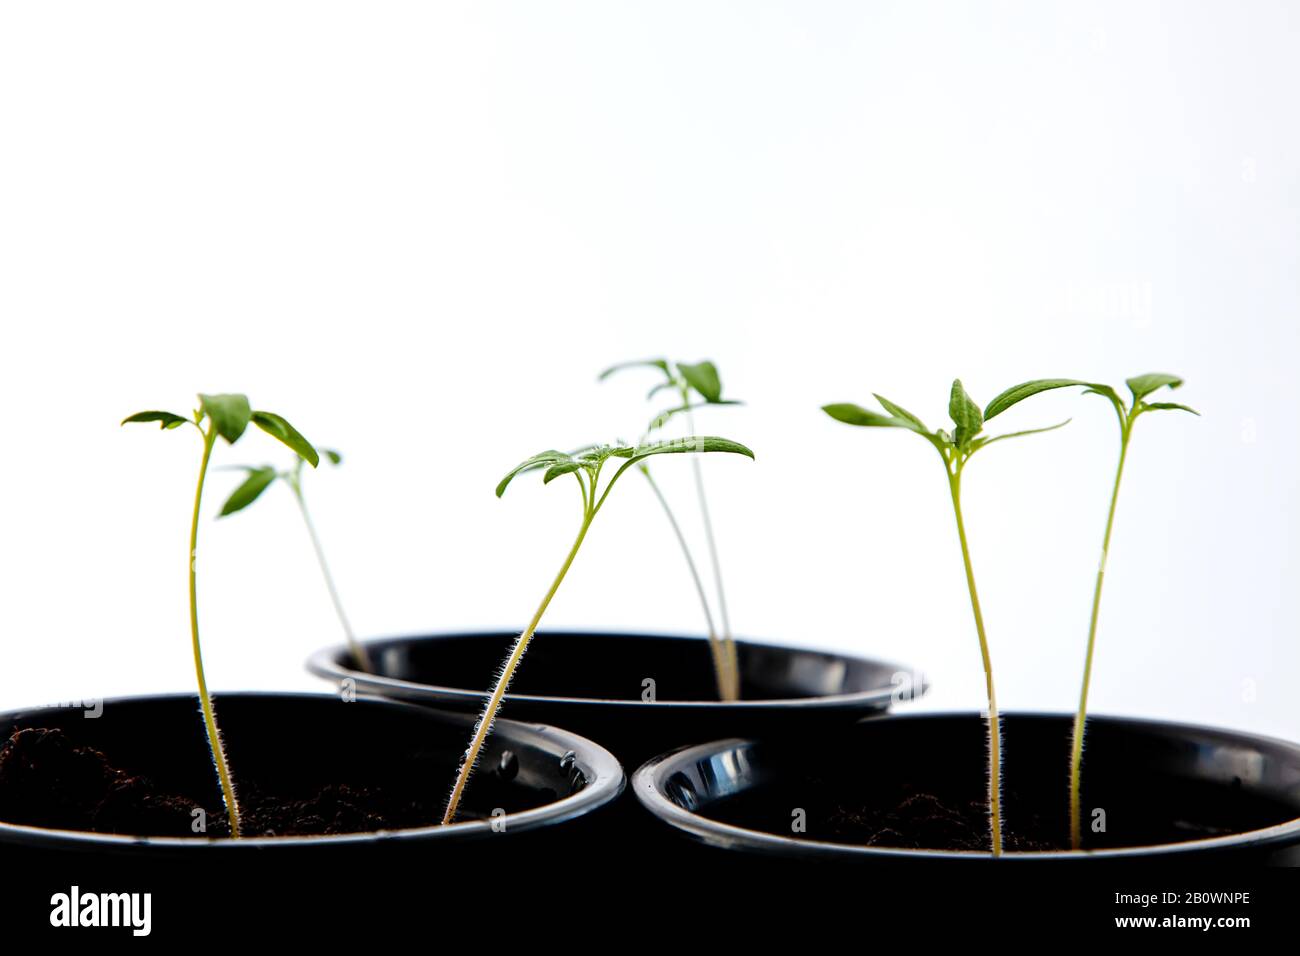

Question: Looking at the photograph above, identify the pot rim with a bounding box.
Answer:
[632,710,1300,861]
[0,691,624,850]
[306,629,922,711]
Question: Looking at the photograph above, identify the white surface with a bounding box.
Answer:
[1,2,1296,740]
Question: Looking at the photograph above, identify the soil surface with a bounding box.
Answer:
[714,777,1054,852]
[709,768,1296,853]
[0,726,461,837]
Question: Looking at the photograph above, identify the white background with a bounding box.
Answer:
[1,2,1296,741]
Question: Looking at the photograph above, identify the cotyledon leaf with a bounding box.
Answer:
[872,394,927,432]
[616,436,754,462]
[252,410,319,467]
[122,410,189,430]
[495,450,574,497]
[1142,402,1200,416]
[983,379,1090,421]
[219,466,278,517]
[822,403,912,429]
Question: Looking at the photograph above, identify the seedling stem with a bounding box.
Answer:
[189,422,241,837]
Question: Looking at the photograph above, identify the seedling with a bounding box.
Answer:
[599,359,744,700]
[441,435,754,825]
[123,394,318,837]
[217,448,371,672]
[983,374,1198,850]
[823,380,1071,856]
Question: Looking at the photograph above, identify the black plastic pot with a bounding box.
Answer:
[634,712,1300,863]
[0,692,623,866]
[307,630,920,769]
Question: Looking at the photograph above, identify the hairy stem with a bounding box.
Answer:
[441,512,594,825]
[1069,421,1131,849]
[948,467,1001,857]
[290,480,371,673]
[190,427,241,838]
[640,466,734,701]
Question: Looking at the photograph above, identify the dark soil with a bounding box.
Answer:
[0,726,461,838]
[709,768,1296,853]
[826,791,1033,852]
[714,775,1055,852]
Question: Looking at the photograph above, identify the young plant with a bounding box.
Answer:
[983,373,1198,850]
[823,380,1072,857]
[441,435,754,825]
[216,448,371,672]
[123,394,318,837]
[599,358,744,700]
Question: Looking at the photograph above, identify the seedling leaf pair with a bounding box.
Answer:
[497,438,755,498]
[122,394,320,464]
[823,378,1070,469]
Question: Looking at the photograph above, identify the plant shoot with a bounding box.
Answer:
[123,394,318,837]
[824,380,1072,856]
[599,358,745,700]
[984,373,1198,850]
[440,435,754,825]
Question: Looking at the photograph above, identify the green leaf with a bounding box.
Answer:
[199,393,252,444]
[677,361,723,403]
[322,448,343,465]
[252,410,319,467]
[983,379,1090,420]
[542,461,583,484]
[617,435,754,465]
[948,380,983,448]
[496,450,573,497]
[122,410,189,430]
[219,467,278,516]
[598,358,670,382]
[974,419,1072,450]
[822,403,911,428]
[872,394,927,431]
[1126,373,1184,403]
[1142,402,1200,416]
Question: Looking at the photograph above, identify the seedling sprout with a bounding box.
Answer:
[440,435,754,825]
[123,394,318,837]
[824,379,1072,856]
[599,358,745,700]
[983,374,1198,850]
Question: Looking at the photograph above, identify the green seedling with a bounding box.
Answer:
[441,435,754,825]
[983,373,1198,850]
[824,380,1072,857]
[217,448,370,673]
[599,358,744,700]
[123,394,318,838]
